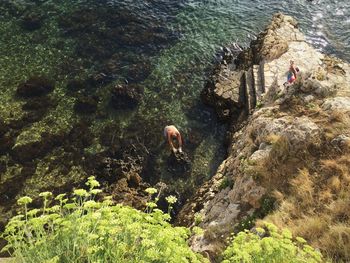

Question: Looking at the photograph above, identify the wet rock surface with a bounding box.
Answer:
[201,44,244,121]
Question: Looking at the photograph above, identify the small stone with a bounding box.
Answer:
[303,95,315,103]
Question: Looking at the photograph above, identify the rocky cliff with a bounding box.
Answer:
[178,13,350,261]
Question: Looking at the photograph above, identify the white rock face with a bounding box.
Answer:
[283,117,321,150]
[323,97,350,113]
[249,146,272,163]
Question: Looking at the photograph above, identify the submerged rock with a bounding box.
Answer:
[22,96,55,111]
[111,84,143,110]
[126,61,152,83]
[11,132,63,163]
[20,10,44,31]
[0,134,15,155]
[74,94,99,114]
[167,151,191,176]
[16,76,55,97]
[63,121,94,152]
[0,119,9,137]
[88,72,113,86]
[66,79,86,93]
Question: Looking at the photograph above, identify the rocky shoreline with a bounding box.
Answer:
[1,5,350,260]
[178,13,350,261]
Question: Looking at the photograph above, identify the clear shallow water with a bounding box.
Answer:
[0,0,349,207]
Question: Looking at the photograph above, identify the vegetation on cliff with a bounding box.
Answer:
[2,176,323,263]
[222,222,322,263]
[1,177,206,263]
[258,103,350,261]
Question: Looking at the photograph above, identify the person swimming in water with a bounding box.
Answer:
[164,125,183,153]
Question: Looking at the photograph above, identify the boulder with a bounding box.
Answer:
[283,117,321,150]
[322,97,350,113]
[250,13,302,63]
[249,143,272,163]
[66,79,86,93]
[74,94,98,114]
[16,76,54,97]
[167,151,191,176]
[300,70,337,97]
[253,116,321,152]
[201,68,244,121]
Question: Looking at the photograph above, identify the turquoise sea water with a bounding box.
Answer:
[0,0,349,209]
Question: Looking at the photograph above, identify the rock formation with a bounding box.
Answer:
[180,13,350,261]
[17,76,55,97]
[111,84,143,110]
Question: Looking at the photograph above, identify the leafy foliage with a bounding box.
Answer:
[2,177,206,263]
[236,196,276,232]
[222,222,323,263]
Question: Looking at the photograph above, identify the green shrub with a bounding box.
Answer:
[236,196,275,232]
[222,222,323,263]
[2,177,206,263]
[218,177,234,190]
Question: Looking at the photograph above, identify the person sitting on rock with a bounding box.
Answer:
[164,125,183,153]
[287,60,299,83]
